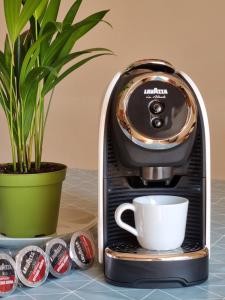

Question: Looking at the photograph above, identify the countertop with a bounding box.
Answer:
[6,169,225,300]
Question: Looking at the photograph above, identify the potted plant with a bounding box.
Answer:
[0,0,111,237]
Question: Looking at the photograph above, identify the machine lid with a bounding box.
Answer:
[116,72,197,150]
[125,59,175,73]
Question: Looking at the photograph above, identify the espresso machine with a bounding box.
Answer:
[98,59,210,288]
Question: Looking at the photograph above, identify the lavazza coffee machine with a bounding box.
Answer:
[98,59,210,288]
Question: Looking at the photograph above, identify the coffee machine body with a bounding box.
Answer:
[98,60,210,288]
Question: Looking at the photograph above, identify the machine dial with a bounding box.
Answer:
[149,101,164,114]
[152,118,163,128]
[116,72,197,150]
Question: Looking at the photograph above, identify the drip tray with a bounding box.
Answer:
[105,241,208,262]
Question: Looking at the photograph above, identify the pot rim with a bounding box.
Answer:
[0,162,67,187]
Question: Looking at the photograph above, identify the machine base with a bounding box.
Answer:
[104,245,209,288]
[105,276,208,289]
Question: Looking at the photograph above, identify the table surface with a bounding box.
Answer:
[7,169,225,300]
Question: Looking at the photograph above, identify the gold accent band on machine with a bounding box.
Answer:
[105,247,208,262]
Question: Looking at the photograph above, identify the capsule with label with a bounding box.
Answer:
[46,238,72,278]
[15,245,49,288]
[69,231,95,270]
[0,253,18,297]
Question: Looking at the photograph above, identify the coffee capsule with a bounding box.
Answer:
[46,238,72,278]
[15,246,49,288]
[69,231,95,269]
[0,253,17,297]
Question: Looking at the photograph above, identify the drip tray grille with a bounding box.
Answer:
[105,241,208,262]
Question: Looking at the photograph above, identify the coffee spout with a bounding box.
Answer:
[141,167,173,184]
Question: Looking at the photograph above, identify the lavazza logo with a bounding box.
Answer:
[144,88,168,95]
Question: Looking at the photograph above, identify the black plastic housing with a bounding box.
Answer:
[102,66,208,288]
[105,255,208,288]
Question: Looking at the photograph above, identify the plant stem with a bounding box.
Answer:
[38,88,55,160]
[0,88,10,124]
[38,93,44,164]
[9,44,16,172]
[27,116,35,171]
[21,101,28,173]
[44,88,55,129]
[14,78,23,173]
[34,18,41,170]
[0,89,13,150]
[34,104,40,169]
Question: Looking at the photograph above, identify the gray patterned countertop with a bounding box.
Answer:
[6,170,225,300]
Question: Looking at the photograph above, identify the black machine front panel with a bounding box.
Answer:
[104,124,205,248]
[103,82,206,251]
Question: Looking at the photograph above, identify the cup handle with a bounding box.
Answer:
[114,203,138,236]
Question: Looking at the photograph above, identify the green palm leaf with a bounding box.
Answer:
[5,0,40,44]
[23,66,57,100]
[20,29,57,87]
[59,10,110,60]
[23,83,38,141]
[41,0,61,29]
[44,48,112,90]
[4,0,21,44]
[43,53,112,95]
[42,10,109,67]
[34,0,49,21]
[4,35,12,73]
[0,51,10,95]
[63,0,82,26]
[42,27,75,65]
[1,1,112,173]
[16,0,40,39]
[53,48,112,69]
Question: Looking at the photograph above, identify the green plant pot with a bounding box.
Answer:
[0,163,67,238]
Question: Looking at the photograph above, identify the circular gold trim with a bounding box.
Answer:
[116,72,197,150]
[105,247,208,262]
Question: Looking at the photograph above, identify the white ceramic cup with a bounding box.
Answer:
[115,195,189,251]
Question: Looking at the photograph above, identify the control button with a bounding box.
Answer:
[149,101,164,114]
[152,118,163,128]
